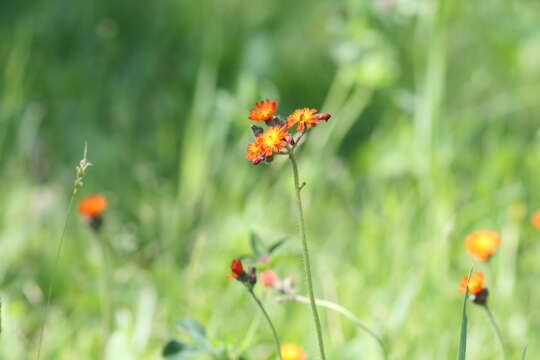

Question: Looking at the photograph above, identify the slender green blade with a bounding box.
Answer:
[522,345,528,360]
[458,286,469,360]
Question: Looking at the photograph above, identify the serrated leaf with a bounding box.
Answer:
[250,231,264,255]
[267,238,287,254]
[177,318,206,341]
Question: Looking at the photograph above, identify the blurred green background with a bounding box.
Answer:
[1,0,540,358]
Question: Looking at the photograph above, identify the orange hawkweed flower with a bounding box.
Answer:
[531,210,540,229]
[259,126,289,156]
[280,344,307,360]
[78,194,107,217]
[249,98,277,122]
[246,139,263,161]
[286,108,320,131]
[464,230,501,261]
[459,271,485,295]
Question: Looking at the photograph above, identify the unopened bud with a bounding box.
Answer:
[265,155,274,163]
[314,112,331,121]
[285,135,295,145]
[264,116,285,127]
[252,156,265,165]
[247,266,258,287]
[251,125,264,137]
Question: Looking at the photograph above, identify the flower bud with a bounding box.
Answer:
[247,266,258,287]
[251,125,264,137]
[314,112,331,121]
[229,259,245,278]
[265,116,285,127]
[265,155,274,163]
[285,135,295,145]
[252,156,265,165]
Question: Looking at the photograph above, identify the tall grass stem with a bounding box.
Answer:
[36,195,75,360]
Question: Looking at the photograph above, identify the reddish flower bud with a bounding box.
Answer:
[229,259,245,278]
[314,112,331,121]
[251,156,265,165]
[285,135,295,145]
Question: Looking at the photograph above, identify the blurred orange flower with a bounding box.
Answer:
[281,344,307,360]
[249,99,277,122]
[260,269,278,288]
[531,210,540,229]
[464,230,501,261]
[78,194,107,217]
[459,271,485,295]
[260,126,289,156]
[286,108,320,131]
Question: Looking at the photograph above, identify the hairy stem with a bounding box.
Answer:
[484,305,506,359]
[288,148,326,360]
[278,294,387,359]
[248,289,282,360]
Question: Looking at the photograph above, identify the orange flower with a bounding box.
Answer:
[259,126,289,156]
[459,271,485,295]
[531,210,540,229]
[78,194,107,217]
[286,108,320,131]
[280,344,307,360]
[464,230,501,261]
[249,98,277,121]
[246,138,263,161]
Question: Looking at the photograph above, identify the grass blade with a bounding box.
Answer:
[458,280,470,360]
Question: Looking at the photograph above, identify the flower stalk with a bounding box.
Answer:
[287,146,326,360]
[248,289,283,360]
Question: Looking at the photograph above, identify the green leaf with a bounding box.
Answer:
[250,231,264,255]
[522,345,528,360]
[458,283,469,360]
[177,318,206,341]
[163,340,185,357]
[267,238,287,254]
[162,340,205,359]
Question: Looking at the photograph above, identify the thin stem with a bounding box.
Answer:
[277,295,387,360]
[248,289,282,360]
[36,195,75,360]
[484,305,506,359]
[95,233,112,354]
[287,147,326,360]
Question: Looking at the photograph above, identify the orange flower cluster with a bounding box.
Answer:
[78,194,108,232]
[531,210,540,229]
[245,99,331,164]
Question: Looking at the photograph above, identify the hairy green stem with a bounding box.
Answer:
[484,305,505,359]
[288,149,326,360]
[279,295,387,359]
[248,289,282,360]
[36,195,75,360]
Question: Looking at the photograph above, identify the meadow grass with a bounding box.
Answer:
[1,0,540,359]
